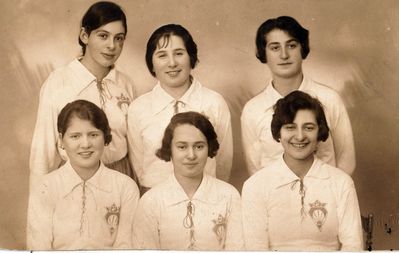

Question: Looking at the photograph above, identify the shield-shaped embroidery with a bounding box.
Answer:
[105,203,120,235]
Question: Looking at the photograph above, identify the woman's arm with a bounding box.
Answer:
[224,189,244,250]
[113,178,140,249]
[336,177,363,251]
[29,73,62,191]
[132,193,161,249]
[214,97,233,182]
[127,105,145,183]
[26,179,54,250]
[241,177,270,250]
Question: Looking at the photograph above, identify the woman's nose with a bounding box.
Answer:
[186,147,196,159]
[80,136,92,148]
[294,129,305,141]
[280,47,289,59]
[168,55,177,67]
[107,38,116,50]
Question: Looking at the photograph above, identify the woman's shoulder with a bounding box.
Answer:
[320,161,355,186]
[209,176,240,195]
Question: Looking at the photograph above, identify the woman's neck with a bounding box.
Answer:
[80,56,110,81]
[175,172,203,199]
[161,76,192,100]
[283,153,314,180]
[272,73,303,97]
[72,162,100,181]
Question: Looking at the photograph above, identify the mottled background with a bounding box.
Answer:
[0,0,398,250]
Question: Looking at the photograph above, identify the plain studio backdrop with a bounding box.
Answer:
[0,0,398,250]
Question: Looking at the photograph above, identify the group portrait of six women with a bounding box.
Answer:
[26,1,363,251]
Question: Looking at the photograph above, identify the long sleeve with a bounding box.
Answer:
[241,178,269,250]
[337,178,363,251]
[241,106,261,175]
[132,194,160,249]
[29,73,62,191]
[224,190,244,250]
[26,179,54,250]
[127,105,144,184]
[113,179,140,249]
[329,96,356,175]
[214,98,233,182]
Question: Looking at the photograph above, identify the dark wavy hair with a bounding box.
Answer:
[156,112,219,162]
[256,16,309,63]
[57,99,112,145]
[78,1,127,55]
[145,24,198,77]
[271,90,329,142]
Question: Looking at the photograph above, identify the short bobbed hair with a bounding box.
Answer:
[79,1,127,55]
[146,24,198,77]
[156,112,219,162]
[57,99,112,145]
[256,16,310,63]
[271,90,329,142]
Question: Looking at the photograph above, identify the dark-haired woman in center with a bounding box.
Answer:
[242,91,362,251]
[127,24,232,192]
[132,111,243,250]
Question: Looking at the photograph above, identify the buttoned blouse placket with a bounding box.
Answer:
[289,179,307,220]
[96,80,113,109]
[183,201,196,249]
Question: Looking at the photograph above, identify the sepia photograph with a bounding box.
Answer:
[0,0,398,250]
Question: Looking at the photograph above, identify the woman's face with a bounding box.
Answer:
[80,20,126,70]
[61,116,105,172]
[265,29,303,80]
[152,35,192,89]
[171,124,208,180]
[280,109,318,164]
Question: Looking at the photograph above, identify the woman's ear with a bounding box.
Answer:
[79,27,89,44]
[58,133,65,150]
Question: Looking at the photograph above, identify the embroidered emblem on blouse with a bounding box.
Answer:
[183,201,196,249]
[212,205,230,248]
[308,200,328,231]
[105,203,121,235]
[116,93,131,111]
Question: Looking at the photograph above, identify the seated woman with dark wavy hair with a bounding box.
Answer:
[242,91,363,251]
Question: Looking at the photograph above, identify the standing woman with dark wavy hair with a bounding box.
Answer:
[29,1,137,192]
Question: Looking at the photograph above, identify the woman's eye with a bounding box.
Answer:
[157,54,167,58]
[287,43,298,49]
[98,33,108,39]
[115,35,125,42]
[195,145,205,150]
[177,145,186,150]
[305,126,315,131]
[284,125,295,130]
[91,133,99,137]
[70,135,79,139]
[269,45,280,51]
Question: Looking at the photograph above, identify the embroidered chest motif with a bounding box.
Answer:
[308,200,328,231]
[212,206,230,248]
[116,93,131,111]
[105,203,121,235]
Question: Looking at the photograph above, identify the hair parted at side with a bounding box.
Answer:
[156,111,219,162]
[57,99,112,145]
[255,16,310,63]
[271,90,329,142]
[145,24,198,77]
[78,1,127,55]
